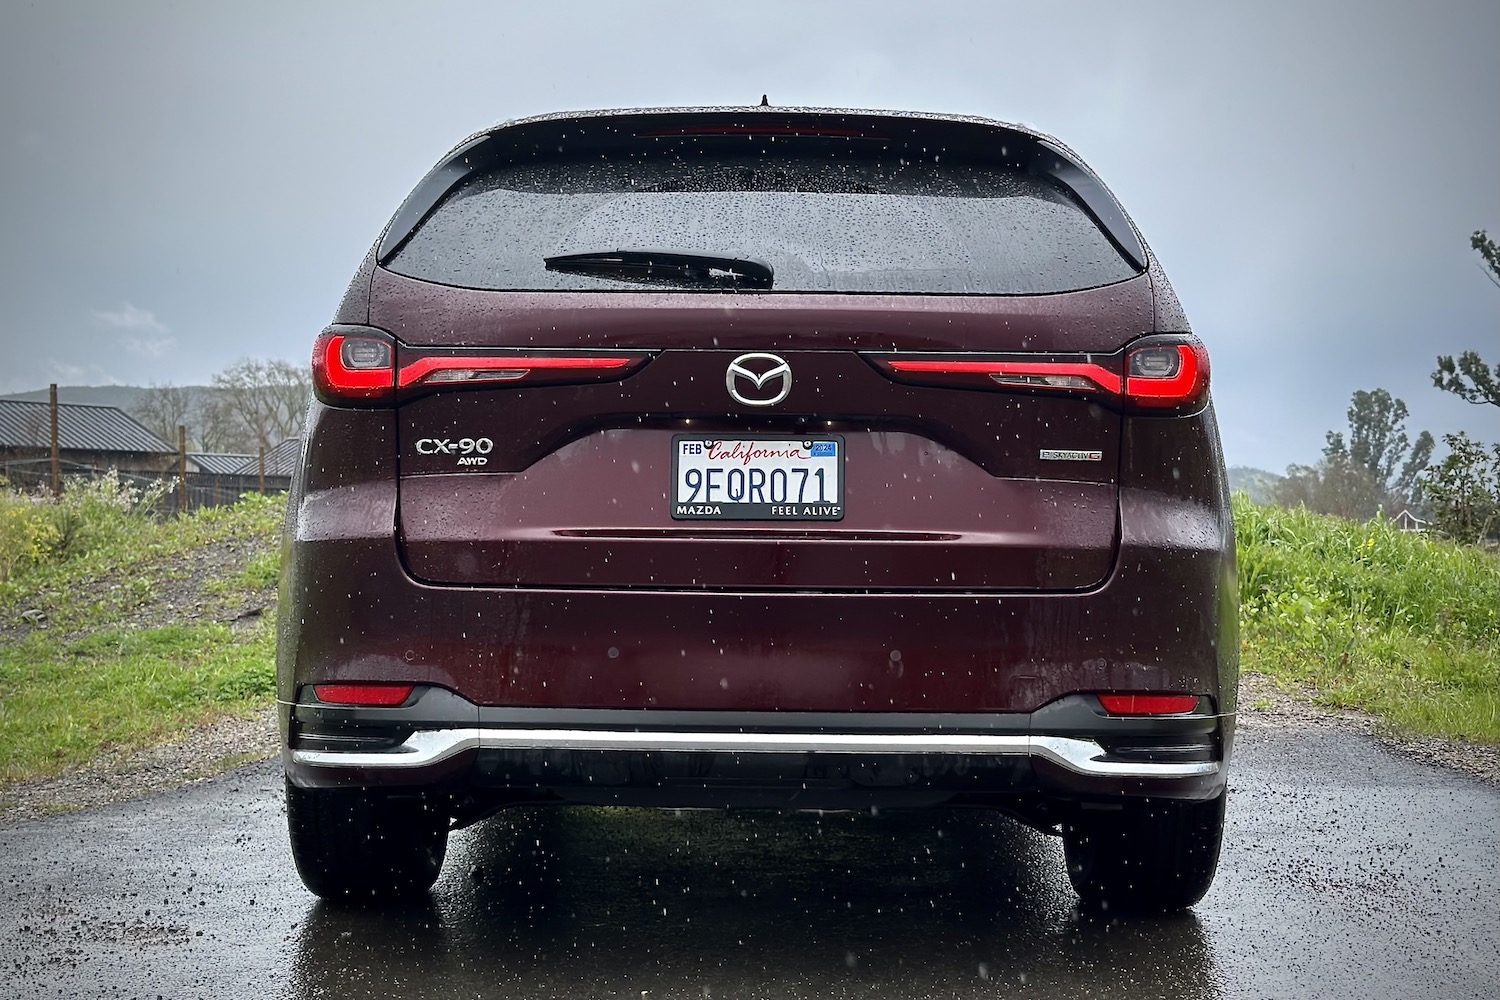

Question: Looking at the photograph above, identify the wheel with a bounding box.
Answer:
[1062,792,1225,914]
[286,779,449,902]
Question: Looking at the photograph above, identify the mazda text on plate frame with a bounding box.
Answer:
[277,106,1239,913]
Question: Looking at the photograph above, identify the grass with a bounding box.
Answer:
[1235,494,1500,744]
[0,481,283,784]
[0,623,275,783]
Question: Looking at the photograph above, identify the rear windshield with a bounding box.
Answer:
[385,152,1137,295]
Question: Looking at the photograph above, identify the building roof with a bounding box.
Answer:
[233,437,300,477]
[0,399,174,455]
[189,452,256,475]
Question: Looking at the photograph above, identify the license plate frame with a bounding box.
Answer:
[670,435,845,521]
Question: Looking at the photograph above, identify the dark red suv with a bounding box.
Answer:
[278,107,1237,913]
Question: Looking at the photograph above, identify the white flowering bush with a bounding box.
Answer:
[49,470,171,557]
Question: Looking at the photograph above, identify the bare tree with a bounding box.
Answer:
[195,391,250,453]
[130,383,199,449]
[210,358,310,453]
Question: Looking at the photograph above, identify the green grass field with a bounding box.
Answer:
[1235,494,1499,743]
[0,482,281,784]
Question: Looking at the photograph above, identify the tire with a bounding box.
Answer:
[1062,792,1225,914]
[286,779,449,902]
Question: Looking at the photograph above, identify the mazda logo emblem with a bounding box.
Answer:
[726,352,792,406]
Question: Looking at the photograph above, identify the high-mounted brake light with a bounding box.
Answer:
[643,126,882,139]
[312,329,396,404]
[312,684,415,707]
[1097,693,1201,716]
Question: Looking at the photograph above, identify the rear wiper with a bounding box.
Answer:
[544,249,774,289]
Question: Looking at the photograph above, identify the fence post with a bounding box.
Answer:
[258,445,266,496]
[177,425,188,515]
[49,383,61,495]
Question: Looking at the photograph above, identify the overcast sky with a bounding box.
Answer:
[1,0,1496,472]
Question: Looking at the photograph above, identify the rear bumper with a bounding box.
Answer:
[284,690,1229,810]
[291,727,1217,776]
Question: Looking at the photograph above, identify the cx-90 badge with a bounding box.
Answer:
[726,352,792,406]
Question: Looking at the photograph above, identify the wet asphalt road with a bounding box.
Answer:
[1,726,1496,1000]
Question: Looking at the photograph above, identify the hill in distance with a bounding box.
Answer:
[0,385,213,411]
[1228,465,1285,505]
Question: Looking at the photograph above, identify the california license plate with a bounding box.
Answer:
[671,436,844,520]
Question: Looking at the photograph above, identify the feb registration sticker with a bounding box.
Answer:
[671,436,844,521]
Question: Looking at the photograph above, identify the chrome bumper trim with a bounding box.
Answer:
[291,727,1219,779]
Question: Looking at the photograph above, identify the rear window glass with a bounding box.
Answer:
[385,153,1137,295]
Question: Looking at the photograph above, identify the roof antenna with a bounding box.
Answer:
[759,94,769,107]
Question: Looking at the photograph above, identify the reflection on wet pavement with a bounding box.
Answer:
[288,808,1218,999]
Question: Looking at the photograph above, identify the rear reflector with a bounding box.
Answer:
[1097,693,1201,716]
[313,684,415,707]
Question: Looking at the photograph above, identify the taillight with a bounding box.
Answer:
[397,353,649,391]
[312,327,395,405]
[312,684,415,707]
[311,328,654,406]
[883,359,1122,395]
[1124,336,1210,411]
[864,335,1210,414]
[1097,693,1202,716]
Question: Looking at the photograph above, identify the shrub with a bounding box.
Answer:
[1419,432,1500,545]
[48,470,170,558]
[0,489,61,582]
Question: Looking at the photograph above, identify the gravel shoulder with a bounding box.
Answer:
[1,670,1494,827]
[1236,670,1500,785]
[0,705,279,825]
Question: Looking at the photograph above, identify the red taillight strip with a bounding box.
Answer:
[1125,344,1206,407]
[870,338,1210,413]
[397,355,636,388]
[316,334,395,398]
[313,684,415,707]
[1097,693,1201,716]
[885,359,1123,394]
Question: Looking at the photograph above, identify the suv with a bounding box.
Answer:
[279,107,1237,913]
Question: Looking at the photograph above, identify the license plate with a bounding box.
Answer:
[671,436,844,520]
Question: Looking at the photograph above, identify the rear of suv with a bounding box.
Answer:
[278,107,1237,913]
